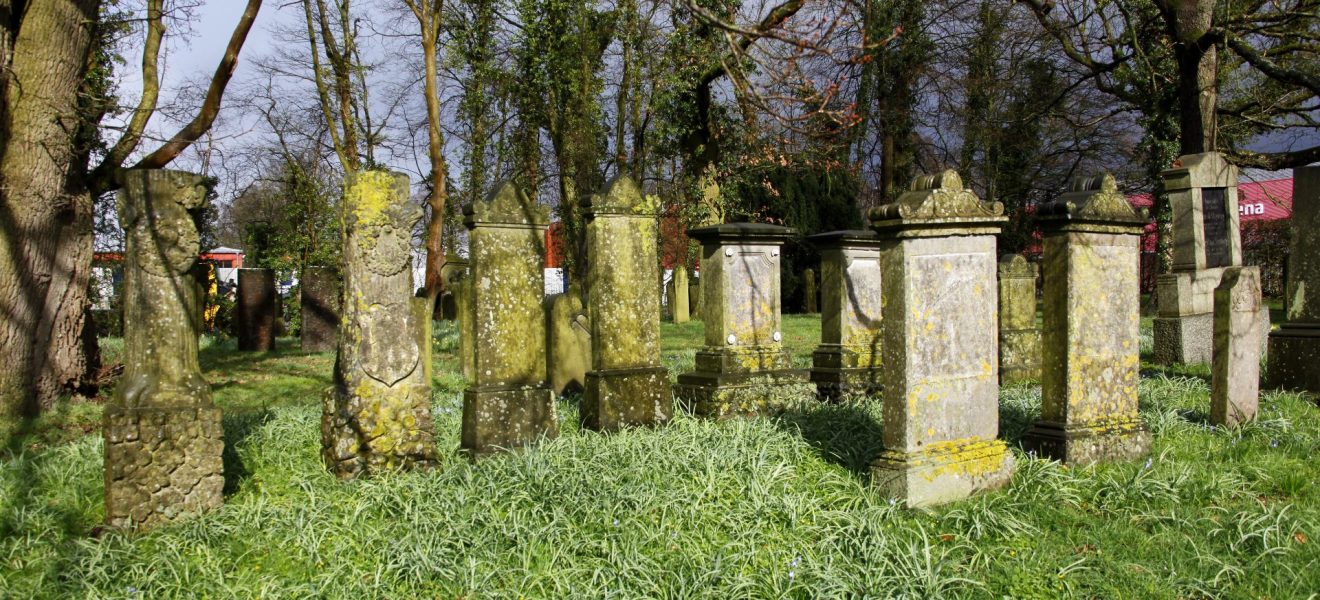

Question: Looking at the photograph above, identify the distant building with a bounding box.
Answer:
[200,247,245,286]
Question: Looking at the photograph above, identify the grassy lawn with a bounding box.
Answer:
[2,315,1319,597]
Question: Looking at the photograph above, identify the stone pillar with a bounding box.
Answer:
[868,170,1014,507]
[672,265,691,323]
[689,280,703,321]
[581,176,673,430]
[998,255,1041,384]
[808,230,883,400]
[461,182,557,456]
[675,223,810,417]
[546,293,591,394]
[300,266,339,352]
[1268,167,1320,392]
[441,256,475,380]
[804,268,818,313]
[1022,174,1151,466]
[321,171,439,478]
[105,169,223,529]
[1213,267,1264,426]
[1154,152,1243,365]
[237,268,277,351]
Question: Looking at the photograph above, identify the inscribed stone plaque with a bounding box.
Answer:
[1202,187,1231,269]
[722,247,780,346]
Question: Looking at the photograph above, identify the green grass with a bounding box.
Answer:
[2,316,1319,598]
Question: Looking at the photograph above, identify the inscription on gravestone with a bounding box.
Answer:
[1202,187,1231,269]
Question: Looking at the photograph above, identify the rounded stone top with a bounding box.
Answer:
[465,180,550,227]
[997,253,1037,276]
[687,222,797,245]
[581,175,658,217]
[1037,172,1146,228]
[868,169,1006,232]
[806,229,882,249]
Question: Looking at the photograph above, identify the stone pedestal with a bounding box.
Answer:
[1213,267,1264,426]
[1154,153,1243,365]
[441,256,475,380]
[676,223,809,417]
[867,170,1014,508]
[808,230,883,399]
[105,169,223,529]
[300,266,339,352]
[672,265,691,323]
[1022,174,1151,466]
[321,171,439,478]
[460,182,557,455]
[998,255,1041,384]
[804,268,818,313]
[580,177,673,430]
[1268,167,1320,392]
[546,293,591,394]
[237,268,277,351]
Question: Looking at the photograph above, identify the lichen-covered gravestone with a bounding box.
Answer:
[300,266,340,352]
[689,280,703,321]
[672,265,691,323]
[442,256,475,380]
[321,171,439,478]
[461,182,557,455]
[546,293,591,394]
[237,268,277,351]
[1154,153,1243,365]
[676,223,810,417]
[868,170,1014,507]
[1213,266,1264,426]
[1268,167,1320,392]
[998,254,1041,384]
[1022,174,1150,465]
[808,230,883,399]
[804,268,818,313]
[105,169,223,529]
[581,176,673,430]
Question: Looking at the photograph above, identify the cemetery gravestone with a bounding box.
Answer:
[321,171,439,478]
[998,255,1041,384]
[673,265,691,323]
[104,169,223,529]
[1268,166,1320,392]
[808,230,884,399]
[1022,174,1150,465]
[300,266,339,352]
[461,182,557,455]
[690,280,703,321]
[868,170,1014,507]
[804,268,818,313]
[442,256,475,380]
[581,176,673,430]
[237,268,277,351]
[675,223,810,417]
[1213,266,1264,426]
[546,292,591,394]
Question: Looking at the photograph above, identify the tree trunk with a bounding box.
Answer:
[0,0,101,417]
[418,11,447,300]
[1171,0,1217,154]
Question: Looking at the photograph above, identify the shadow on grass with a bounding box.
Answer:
[200,337,312,372]
[997,392,1039,447]
[775,401,886,479]
[222,409,276,496]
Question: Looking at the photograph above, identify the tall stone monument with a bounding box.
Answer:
[321,171,439,478]
[1268,166,1320,392]
[461,182,557,455]
[1154,152,1242,365]
[442,255,475,380]
[675,223,809,417]
[808,230,884,400]
[237,268,277,351]
[672,265,691,323]
[868,170,1014,507]
[804,268,818,313]
[300,266,339,352]
[581,176,673,430]
[1213,267,1264,426]
[104,169,223,528]
[998,254,1041,384]
[1022,174,1151,465]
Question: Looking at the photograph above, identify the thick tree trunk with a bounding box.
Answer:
[1171,0,1217,154]
[0,0,101,417]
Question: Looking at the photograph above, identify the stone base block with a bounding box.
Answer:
[461,385,558,457]
[1267,323,1320,393]
[811,346,881,400]
[999,328,1041,384]
[695,347,795,373]
[322,383,440,478]
[870,440,1015,508]
[1020,419,1151,466]
[582,367,673,431]
[1153,313,1213,365]
[675,370,810,418]
[104,405,224,529]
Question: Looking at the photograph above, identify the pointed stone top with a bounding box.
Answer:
[868,169,1005,232]
[581,175,658,217]
[465,180,550,227]
[1161,152,1238,192]
[1039,173,1146,227]
[998,253,1037,277]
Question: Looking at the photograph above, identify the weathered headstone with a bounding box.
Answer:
[237,268,277,351]
[868,170,1014,507]
[1213,266,1264,426]
[672,265,691,323]
[1268,167,1320,392]
[546,293,591,394]
[442,256,475,380]
[581,176,673,430]
[689,280,703,321]
[300,266,339,353]
[461,182,557,456]
[321,171,439,478]
[664,277,675,321]
[1022,174,1150,465]
[808,230,883,399]
[998,255,1041,384]
[1154,152,1242,365]
[804,268,818,313]
[675,223,810,417]
[105,169,223,529]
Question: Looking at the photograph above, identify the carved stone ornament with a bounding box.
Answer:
[869,170,1005,223]
[119,170,209,277]
[346,171,418,277]
[1037,173,1146,224]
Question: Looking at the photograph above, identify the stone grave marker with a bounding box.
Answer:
[808,230,883,399]
[804,268,818,313]
[998,254,1041,384]
[546,292,591,394]
[237,268,277,351]
[1213,266,1264,426]
[300,266,339,352]
[672,265,691,323]
[1268,166,1320,392]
